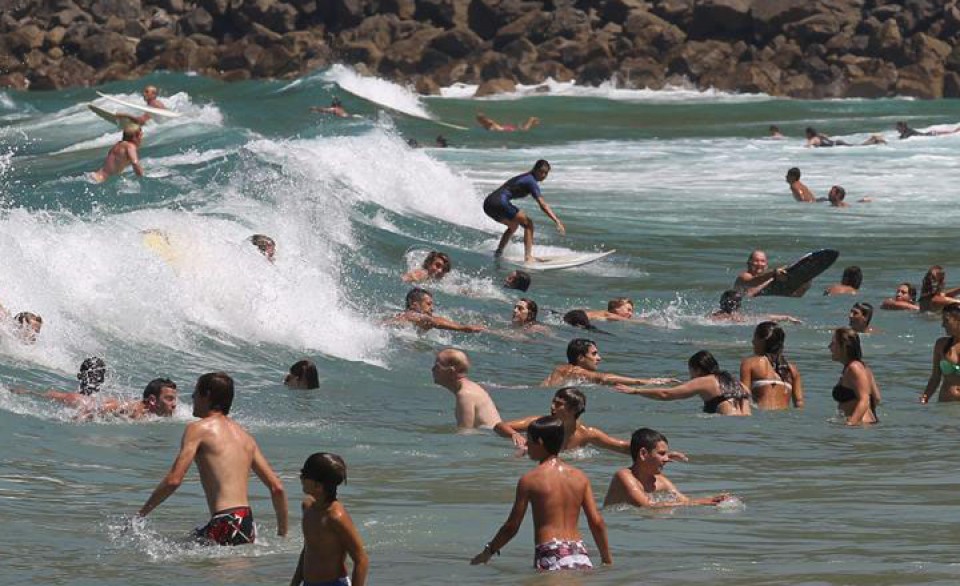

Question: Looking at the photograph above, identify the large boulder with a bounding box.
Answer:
[317,0,365,31]
[380,0,415,19]
[545,6,591,39]
[896,63,942,98]
[428,26,482,58]
[179,6,213,35]
[667,40,736,79]
[784,13,842,43]
[689,0,752,38]
[579,56,617,85]
[651,0,694,28]
[29,56,97,89]
[379,25,443,74]
[623,9,686,54]
[78,29,135,67]
[5,24,45,55]
[339,40,383,68]
[137,28,176,62]
[602,0,650,25]
[89,0,142,23]
[617,56,665,89]
[753,0,863,42]
[843,57,897,97]
[243,0,299,33]
[339,14,400,51]
[415,0,468,29]
[474,76,515,96]
[253,43,299,76]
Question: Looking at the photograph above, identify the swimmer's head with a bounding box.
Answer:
[942,304,960,331]
[250,234,276,262]
[830,327,862,363]
[747,250,767,274]
[687,350,721,378]
[422,251,451,279]
[407,138,419,148]
[193,372,234,416]
[77,357,106,395]
[829,185,847,204]
[804,127,817,138]
[15,311,43,342]
[922,265,945,296]
[436,135,448,148]
[769,125,781,134]
[718,290,742,314]
[143,378,178,416]
[849,302,874,332]
[527,415,564,457]
[512,298,538,325]
[566,338,599,369]
[301,452,347,502]
[563,309,596,330]
[331,97,342,108]
[504,270,531,292]
[785,167,801,182]
[896,282,917,303]
[896,121,907,131]
[532,159,551,181]
[143,85,158,101]
[432,348,469,386]
[405,288,433,313]
[840,266,862,289]
[607,297,634,318]
[285,359,319,390]
[122,124,142,142]
[752,321,785,357]
[629,427,668,463]
[552,386,586,419]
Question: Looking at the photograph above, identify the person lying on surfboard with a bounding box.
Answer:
[310,97,349,118]
[114,85,166,126]
[475,112,540,132]
[484,160,565,263]
[91,124,143,183]
[541,339,674,387]
[389,288,486,333]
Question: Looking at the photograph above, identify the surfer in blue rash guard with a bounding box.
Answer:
[483,160,565,263]
[115,85,166,126]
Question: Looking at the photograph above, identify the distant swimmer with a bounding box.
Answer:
[91,124,143,183]
[848,302,875,334]
[390,288,486,333]
[542,338,672,387]
[432,348,502,429]
[585,298,649,323]
[804,126,885,147]
[290,452,369,586]
[710,289,802,324]
[484,160,565,263]
[470,415,612,570]
[402,251,451,283]
[14,311,43,343]
[896,121,960,140]
[436,135,449,148]
[137,372,288,545]
[615,350,752,416]
[768,125,784,139]
[785,167,815,202]
[881,282,919,311]
[921,304,960,404]
[250,234,276,262]
[824,265,862,296]
[310,97,349,118]
[818,185,871,206]
[475,112,540,132]
[919,265,960,312]
[829,328,881,425]
[740,322,804,410]
[603,428,730,508]
[114,85,166,126]
[284,359,320,390]
[503,270,531,292]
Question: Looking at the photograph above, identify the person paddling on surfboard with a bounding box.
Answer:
[310,97,349,118]
[115,85,166,126]
[484,160,565,263]
[91,124,143,183]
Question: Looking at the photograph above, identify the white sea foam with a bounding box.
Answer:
[322,64,434,119]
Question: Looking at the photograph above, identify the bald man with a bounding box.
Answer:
[431,348,502,429]
[116,85,166,126]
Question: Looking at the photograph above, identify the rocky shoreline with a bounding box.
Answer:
[1,0,959,99]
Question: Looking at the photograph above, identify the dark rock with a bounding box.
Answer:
[784,13,841,43]
[429,27,482,58]
[318,0,365,31]
[896,63,942,98]
[253,43,298,76]
[199,0,228,16]
[96,62,138,83]
[431,60,473,85]
[579,56,616,85]
[380,25,443,74]
[477,49,514,79]
[179,7,213,35]
[414,75,440,94]
[148,7,176,30]
[781,71,814,97]
[243,0,299,33]
[340,40,383,67]
[943,71,960,97]
[218,41,250,70]
[844,57,896,97]
[136,27,175,61]
[0,72,30,90]
[53,8,93,27]
[617,56,665,88]
[602,0,649,25]
[6,24,45,54]
[90,0,142,23]
[689,0,751,38]
[61,22,96,53]
[249,21,284,45]
[468,0,538,40]
[652,0,694,28]
[79,29,134,67]
[24,49,47,70]
[475,76,515,96]
[668,40,736,80]
[907,32,951,70]
[189,33,218,47]
[492,11,542,49]
[732,60,781,95]
[220,68,252,81]
[46,26,67,48]
[29,56,97,89]
[546,6,591,39]
[124,19,147,37]
[340,14,399,50]
[501,37,537,62]
[417,47,452,72]
[380,0,415,19]
[159,0,185,13]
[624,9,686,54]
[415,0,468,29]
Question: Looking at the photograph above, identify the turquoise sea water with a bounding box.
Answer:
[2,67,960,585]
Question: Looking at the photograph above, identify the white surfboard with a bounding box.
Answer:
[501,249,616,271]
[87,103,123,126]
[338,86,468,130]
[96,92,182,118]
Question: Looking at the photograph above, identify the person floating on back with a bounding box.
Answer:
[470,415,612,571]
[290,452,368,586]
[483,160,565,263]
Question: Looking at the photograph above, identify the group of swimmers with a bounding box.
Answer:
[768,121,960,145]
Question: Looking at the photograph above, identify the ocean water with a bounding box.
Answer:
[2,67,960,585]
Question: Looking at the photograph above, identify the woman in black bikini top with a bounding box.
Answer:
[829,327,881,425]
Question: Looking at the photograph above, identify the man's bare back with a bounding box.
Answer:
[456,379,501,428]
[93,127,143,182]
[523,458,591,543]
[192,414,259,513]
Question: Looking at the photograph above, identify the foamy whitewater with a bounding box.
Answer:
[2,68,960,585]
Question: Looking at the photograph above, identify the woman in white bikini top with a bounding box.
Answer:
[740,321,805,410]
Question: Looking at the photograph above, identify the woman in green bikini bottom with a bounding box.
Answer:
[921,304,960,403]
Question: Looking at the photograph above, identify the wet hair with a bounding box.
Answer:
[840,266,862,289]
[15,312,42,326]
[517,297,538,323]
[566,338,596,365]
[301,452,347,501]
[805,127,817,138]
[554,386,586,418]
[250,234,275,254]
[422,251,451,274]
[688,350,739,391]
[607,297,633,312]
[922,266,945,297]
[786,167,801,181]
[833,327,863,362]
[851,302,874,328]
[753,322,793,385]
[896,121,907,130]
[629,427,667,462]
[143,377,176,401]
[769,125,780,133]
[331,97,342,107]
[830,186,847,202]
[528,415,565,455]
[77,357,106,396]
[898,282,917,302]
[405,287,432,310]
[407,138,419,148]
[563,309,596,330]
[195,372,235,415]
[288,359,320,389]
[505,270,531,292]
[718,290,742,314]
[943,303,960,320]
[533,159,551,173]
[435,135,448,148]
[122,124,141,141]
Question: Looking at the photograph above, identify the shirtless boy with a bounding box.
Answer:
[92,124,143,182]
[432,348,502,428]
[542,338,671,387]
[471,415,612,571]
[603,428,728,508]
[785,167,815,202]
[290,453,368,586]
[391,288,485,333]
[137,372,288,545]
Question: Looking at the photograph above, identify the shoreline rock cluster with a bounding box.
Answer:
[2,0,960,99]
